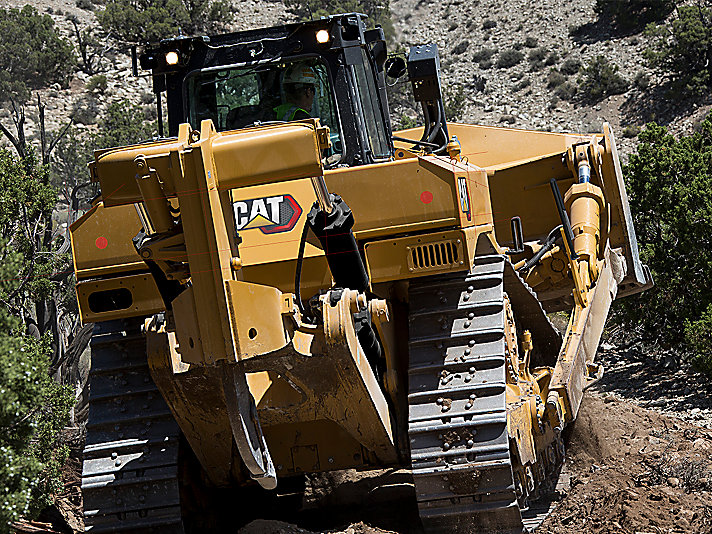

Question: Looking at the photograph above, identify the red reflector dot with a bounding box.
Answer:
[420,191,433,204]
[95,237,108,249]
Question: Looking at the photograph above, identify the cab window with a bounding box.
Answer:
[185,59,342,155]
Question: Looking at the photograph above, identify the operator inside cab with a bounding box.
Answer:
[274,63,317,122]
[186,58,342,160]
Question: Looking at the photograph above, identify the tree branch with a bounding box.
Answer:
[0,121,21,156]
[46,118,74,160]
[38,94,48,167]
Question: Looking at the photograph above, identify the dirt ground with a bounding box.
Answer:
[38,384,712,534]
[222,391,712,534]
[540,393,712,534]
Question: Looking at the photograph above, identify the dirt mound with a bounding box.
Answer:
[541,393,712,533]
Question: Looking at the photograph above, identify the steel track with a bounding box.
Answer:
[407,255,559,533]
[82,319,185,533]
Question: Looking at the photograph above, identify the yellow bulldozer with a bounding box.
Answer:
[70,13,652,533]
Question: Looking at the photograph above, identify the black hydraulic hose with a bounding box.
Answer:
[420,102,432,143]
[519,224,563,273]
[427,103,441,144]
[549,178,578,260]
[294,211,312,316]
[434,100,450,154]
[391,135,439,148]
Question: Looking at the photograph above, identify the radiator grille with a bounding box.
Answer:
[409,240,460,271]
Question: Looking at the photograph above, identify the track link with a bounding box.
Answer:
[82,319,184,533]
[408,255,556,533]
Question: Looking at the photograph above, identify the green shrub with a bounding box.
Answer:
[645,5,712,95]
[633,71,650,90]
[76,0,94,10]
[523,36,538,48]
[554,81,577,100]
[545,51,559,66]
[595,0,676,30]
[97,100,157,147]
[285,0,394,41]
[560,57,581,75]
[685,305,712,376]
[86,74,108,93]
[528,47,547,71]
[396,114,417,130]
[482,19,497,30]
[0,325,73,528]
[514,76,530,91]
[496,48,524,69]
[71,97,99,125]
[452,40,470,55]
[622,125,641,138]
[473,47,496,69]
[98,0,231,43]
[444,85,467,122]
[547,70,566,88]
[0,149,74,528]
[578,55,628,101]
[0,6,75,103]
[618,116,712,362]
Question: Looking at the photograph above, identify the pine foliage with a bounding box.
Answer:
[0,6,75,103]
[620,115,712,373]
[594,0,676,30]
[578,55,628,102]
[98,0,231,44]
[0,149,73,530]
[284,0,394,40]
[645,4,712,95]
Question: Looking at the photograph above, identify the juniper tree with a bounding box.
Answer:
[617,115,712,374]
[645,4,712,95]
[98,0,231,44]
[0,148,73,531]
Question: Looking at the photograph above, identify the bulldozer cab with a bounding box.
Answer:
[140,13,393,167]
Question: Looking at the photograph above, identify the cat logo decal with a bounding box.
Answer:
[232,195,302,234]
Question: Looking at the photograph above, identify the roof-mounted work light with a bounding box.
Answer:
[315,29,330,44]
[165,51,179,65]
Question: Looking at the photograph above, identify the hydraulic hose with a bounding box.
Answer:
[294,210,312,316]
[519,224,563,273]
[550,178,578,260]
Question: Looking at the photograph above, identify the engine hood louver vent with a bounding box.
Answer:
[408,240,461,271]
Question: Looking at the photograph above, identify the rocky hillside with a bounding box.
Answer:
[1,0,710,164]
[391,0,710,158]
[0,0,293,143]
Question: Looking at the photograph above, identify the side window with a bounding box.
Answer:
[352,49,391,160]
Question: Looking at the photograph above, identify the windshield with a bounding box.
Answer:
[185,58,342,155]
